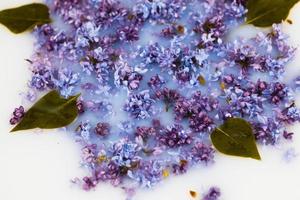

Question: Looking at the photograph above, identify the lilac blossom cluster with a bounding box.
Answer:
[203,187,221,200]
[9,106,25,125]
[10,0,300,195]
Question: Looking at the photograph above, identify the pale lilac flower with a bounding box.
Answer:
[124,90,155,119]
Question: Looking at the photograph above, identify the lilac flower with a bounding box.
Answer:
[190,142,215,164]
[82,176,97,190]
[53,68,80,97]
[252,118,281,145]
[81,144,97,164]
[93,160,124,187]
[224,0,247,18]
[9,106,25,125]
[75,21,100,48]
[253,79,268,96]
[144,0,185,24]
[135,126,156,140]
[172,159,189,175]
[226,42,259,74]
[157,124,192,148]
[276,103,300,124]
[94,62,111,85]
[223,74,235,84]
[174,92,215,132]
[269,82,287,104]
[161,24,185,38]
[139,43,164,65]
[189,110,214,133]
[269,24,296,58]
[147,74,165,90]
[118,24,140,42]
[114,62,143,90]
[118,120,135,134]
[193,15,226,49]
[51,0,97,27]
[95,0,128,27]
[127,160,164,188]
[76,100,85,114]
[283,131,294,140]
[84,100,112,114]
[94,122,111,136]
[191,92,219,112]
[155,87,181,111]
[76,121,92,142]
[174,97,192,120]
[110,140,141,168]
[30,69,54,90]
[168,53,196,83]
[30,75,47,90]
[133,3,150,21]
[124,90,155,119]
[203,187,221,200]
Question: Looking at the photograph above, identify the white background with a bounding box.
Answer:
[1,1,300,200]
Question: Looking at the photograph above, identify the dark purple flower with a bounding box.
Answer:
[161,24,185,38]
[147,74,165,90]
[173,92,216,132]
[157,124,192,148]
[283,131,294,140]
[172,159,188,175]
[155,87,181,111]
[135,126,156,139]
[82,176,97,191]
[76,100,85,114]
[9,106,25,125]
[96,161,121,181]
[189,111,214,133]
[254,79,268,95]
[174,97,192,120]
[95,122,111,136]
[203,187,221,200]
[95,0,128,27]
[118,24,140,42]
[270,82,287,104]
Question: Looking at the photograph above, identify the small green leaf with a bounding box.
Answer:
[210,118,261,160]
[11,90,80,132]
[0,3,51,34]
[246,0,300,27]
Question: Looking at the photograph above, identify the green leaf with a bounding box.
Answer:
[0,3,51,34]
[210,118,261,160]
[11,90,80,132]
[246,0,300,27]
